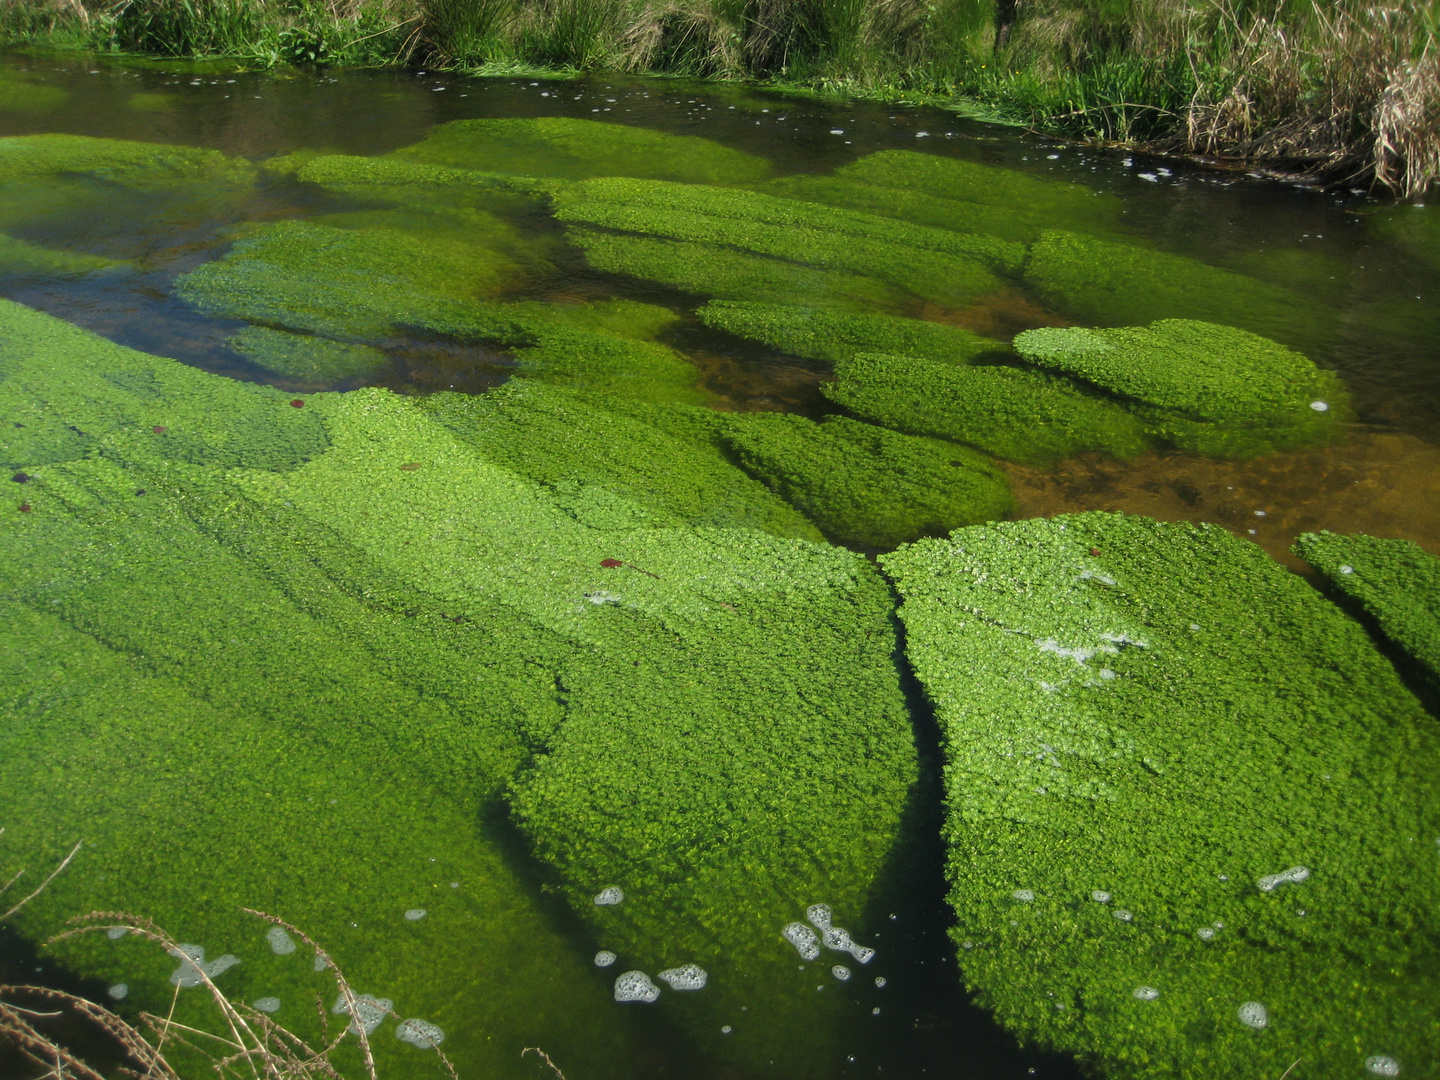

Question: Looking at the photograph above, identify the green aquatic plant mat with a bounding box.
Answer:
[295,153,559,214]
[2,299,918,1073]
[419,381,821,540]
[698,300,1003,366]
[0,133,254,189]
[881,513,1440,1080]
[1294,531,1440,695]
[717,412,1015,549]
[392,116,773,184]
[763,150,1124,244]
[230,325,389,383]
[1368,202,1440,270]
[1012,319,1347,458]
[1023,231,1334,348]
[822,352,1149,465]
[0,70,68,113]
[554,176,1024,276]
[571,228,906,310]
[0,230,122,277]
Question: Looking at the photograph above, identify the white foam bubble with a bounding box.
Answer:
[396,1018,445,1048]
[1257,865,1310,892]
[613,971,660,1003]
[784,922,821,960]
[107,983,128,1001]
[658,964,707,991]
[831,965,851,982]
[594,886,624,906]
[332,993,393,1035]
[1237,1001,1268,1029]
[313,953,330,972]
[1091,890,1111,903]
[1113,909,1133,922]
[850,945,875,964]
[1365,1055,1400,1076]
[1197,927,1216,941]
[1340,565,1354,574]
[1133,986,1159,1001]
[721,1025,732,1034]
[105,927,129,941]
[1012,889,1035,902]
[167,945,240,988]
[266,926,296,955]
[1310,401,1329,412]
[404,909,426,921]
[253,997,280,1014]
[874,977,886,988]
[806,904,833,931]
[594,950,617,967]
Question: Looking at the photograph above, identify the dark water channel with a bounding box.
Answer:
[1,49,1437,1080]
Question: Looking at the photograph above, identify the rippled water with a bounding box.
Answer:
[1,48,1436,1080]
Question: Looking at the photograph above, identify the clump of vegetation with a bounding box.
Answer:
[822,352,1150,465]
[718,412,1015,548]
[882,512,1440,1080]
[1013,319,1347,457]
[1294,531,1440,696]
[229,325,390,383]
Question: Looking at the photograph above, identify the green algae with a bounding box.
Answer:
[1012,319,1347,458]
[0,133,254,189]
[392,116,773,184]
[570,228,906,310]
[0,71,68,114]
[718,412,1015,549]
[295,153,558,214]
[230,325,389,383]
[1294,531,1440,695]
[1023,230,1333,348]
[1,297,919,1074]
[881,513,1440,1080]
[1368,202,1440,270]
[822,352,1150,465]
[0,231,121,277]
[698,300,1003,366]
[419,380,822,539]
[763,149,1124,244]
[127,91,177,112]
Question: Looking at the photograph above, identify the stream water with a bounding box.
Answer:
[1,49,1436,1080]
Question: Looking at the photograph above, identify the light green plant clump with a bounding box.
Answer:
[1023,230,1333,348]
[764,150,1124,244]
[229,325,390,383]
[418,381,822,539]
[392,116,773,184]
[881,513,1440,1080]
[0,132,254,188]
[1,298,918,1074]
[698,300,1002,365]
[822,352,1149,465]
[1013,319,1347,457]
[717,411,1015,548]
[295,152,559,212]
[0,231,121,278]
[1294,531,1440,694]
[556,176,1006,308]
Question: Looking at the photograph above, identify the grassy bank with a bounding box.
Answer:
[3,0,1437,193]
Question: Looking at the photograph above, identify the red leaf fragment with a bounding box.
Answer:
[152,425,167,434]
[18,504,31,513]
[398,462,422,471]
[290,399,306,408]
[600,559,624,568]
[1090,547,1101,557]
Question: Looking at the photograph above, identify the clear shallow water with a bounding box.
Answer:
[1,49,1437,1080]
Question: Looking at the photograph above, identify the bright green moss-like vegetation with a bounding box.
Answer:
[881,513,1440,1080]
[822,352,1149,465]
[0,231,120,277]
[1023,230,1332,348]
[1294,531,1440,695]
[763,150,1124,244]
[2,298,917,1074]
[419,381,822,539]
[230,325,389,383]
[699,300,1002,365]
[718,411,1014,548]
[571,228,906,309]
[0,132,254,188]
[392,116,772,184]
[556,177,1005,307]
[1013,319,1346,457]
[295,152,558,212]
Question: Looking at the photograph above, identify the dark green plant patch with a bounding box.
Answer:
[1023,230,1334,349]
[230,325,390,383]
[1294,530,1440,695]
[1013,319,1347,458]
[698,300,1003,366]
[391,116,773,184]
[822,352,1150,465]
[294,152,560,212]
[881,513,1440,1080]
[718,411,1015,548]
[0,230,122,278]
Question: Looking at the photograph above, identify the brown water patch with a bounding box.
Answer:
[1004,429,1440,570]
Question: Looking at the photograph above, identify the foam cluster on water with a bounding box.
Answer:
[658,964,707,990]
[593,885,624,906]
[832,965,851,981]
[106,926,129,941]
[266,926,296,955]
[1237,1001,1268,1029]
[396,1018,445,1048]
[806,904,832,930]
[784,922,821,960]
[1132,986,1159,1001]
[823,926,875,964]
[107,984,127,1000]
[404,908,426,921]
[1091,890,1111,903]
[332,993,393,1035]
[168,945,240,988]
[613,970,660,1003]
[1012,888,1035,902]
[1257,865,1310,892]
[594,950,617,967]
[1365,1055,1400,1076]
[254,997,280,1014]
